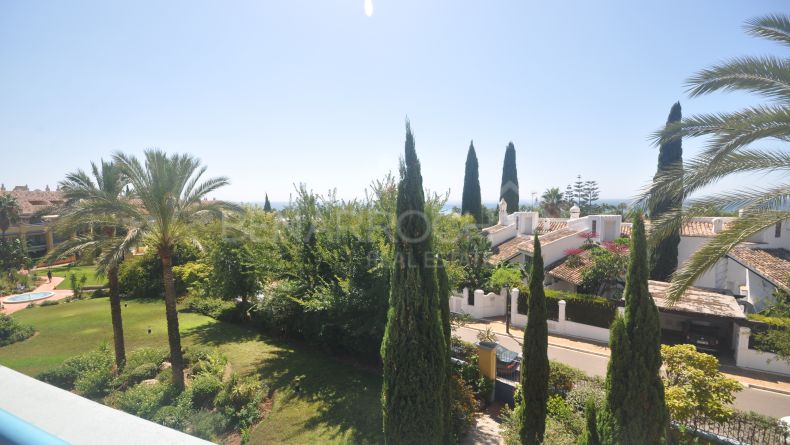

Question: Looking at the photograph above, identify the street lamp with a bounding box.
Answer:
[505,284,511,335]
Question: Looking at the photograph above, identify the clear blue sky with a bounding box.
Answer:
[0,1,785,204]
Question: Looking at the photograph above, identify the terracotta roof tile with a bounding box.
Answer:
[648,280,745,319]
[482,224,509,234]
[536,219,568,235]
[488,228,579,264]
[547,249,592,285]
[728,246,790,291]
[620,219,735,238]
[0,190,65,216]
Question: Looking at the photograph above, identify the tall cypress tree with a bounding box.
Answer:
[437,255,453,443]
[461,141,483,224]
[500,142,519,213]
[518,235,549,445]
[263,193,272,212]
[598,214,666,444]
[622,214,666,443]
[381,122,447,445]
[649,102,683,281]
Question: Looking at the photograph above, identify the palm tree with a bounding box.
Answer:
[640,14,790,302]
[540,187,564,218]
[0,194,21,238]
[47,160,131,369]
[112,149,240,390]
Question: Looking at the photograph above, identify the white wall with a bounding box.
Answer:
[746,270,776,312]
[735,327,790,377]
[489,225,517,247]
[450,288,507,319]
[509,296,610,343]
[542,232,586,266]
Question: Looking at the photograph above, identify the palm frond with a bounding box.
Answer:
[685,56,790,103]
[665,211,790,303]
[745,14,790,47]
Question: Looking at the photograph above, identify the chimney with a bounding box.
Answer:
[498,199,508,225]
[738,209,745,218]
[569,205,580,220]
[713,218,723,234]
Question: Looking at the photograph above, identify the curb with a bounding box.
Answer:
[742,383,790,397]
[458,325,610,358]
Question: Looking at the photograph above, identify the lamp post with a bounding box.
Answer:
[505,284,511,335]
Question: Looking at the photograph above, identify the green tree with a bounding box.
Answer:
[518,235,549,445]
[461,141,483,224]
[500,142,519,213]
[540,187,564,218]
[437,255,453,443]
[0,194,21,237]
[605,215,667,444]
[597,316,629,444]
[112,149,239,390]
[380,122,446,444]
[208,238,259,301]
[642,14,790,302]
[662,344,742,428]
[579,399,601,445]
[0,238,27,272]
[49,160,131,368]
[649,102,683,281]
[263,193,272,212]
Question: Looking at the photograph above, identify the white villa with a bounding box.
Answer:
[468,200,790,376]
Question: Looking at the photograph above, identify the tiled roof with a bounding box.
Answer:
[728,246,790,292]
[648,280,745,319]
[488,228,579,264]
[536,219,568,235]
[0,190,65,216]
[547,249,592,285]
[620,219,735,238]
[482,224,509,234]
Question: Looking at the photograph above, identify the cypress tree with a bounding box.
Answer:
[500,142,519,213]
[263,193,272,212]
[461,141,483,224]
[518,235,549,445]
[381,122,447,445]
[437,255,453,443]
[596,316,630,445]
[580,399,601,445]
[598,214,666,444]
[650,102,683,281]
[622,214,666,443]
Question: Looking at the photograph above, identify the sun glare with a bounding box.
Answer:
[364,0,373,17]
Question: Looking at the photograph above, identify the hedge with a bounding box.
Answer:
[516,288,619,327]
[745,314,789,353]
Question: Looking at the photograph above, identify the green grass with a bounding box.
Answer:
[0,298,382,444]
[35,265,106,290]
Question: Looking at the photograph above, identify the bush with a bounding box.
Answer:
[189,409,228,441]
[0,313,35,346]
[126,347,169,370]
[450,375,477,443]
[565,377,605,412]
[215,374,265,429]
[185,296,239,322]
[191,373,223,409]
[38,344,113,390]
[185,346,227,378]
[40,300,60,307]
[118,246,199,299]
[116,347,169,387]
[545,289,618,328]
[549,360,587,394]
[546,394,583,435]
[75,367,115,399]
[110,381,177,419]
[153,404,191,430]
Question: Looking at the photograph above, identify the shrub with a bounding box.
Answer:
[185,296,239,322]
[126,347,169,370]
[38,344,113,390]
[449,375,477,443]
[75,367,115,399]
[565,378,605,412]
[549,361,586,394]
[189,409,228,441]
[110,381,177,419]
[118,246,199,299]
[185,347,227,378]
[153,404,191,430]
[40,300,60,307]
[191,373,223,409]
[546,395,583,435]
[215,374,265,429]
[0,313,35,346]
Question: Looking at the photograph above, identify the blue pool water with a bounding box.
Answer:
[4,291,55,303]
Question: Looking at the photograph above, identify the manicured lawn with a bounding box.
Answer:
[36,265,106,290]
[0,298,382,444]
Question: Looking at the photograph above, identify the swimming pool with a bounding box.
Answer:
[3,292,55,304]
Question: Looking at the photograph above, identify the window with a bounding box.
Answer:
[776,222,782,238]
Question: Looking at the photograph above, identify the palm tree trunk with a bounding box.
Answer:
[161,250,185,391]
[108,266,126,370]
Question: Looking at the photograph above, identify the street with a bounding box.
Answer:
[454,326,790,418]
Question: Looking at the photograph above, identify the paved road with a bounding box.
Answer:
[455,326,790,418]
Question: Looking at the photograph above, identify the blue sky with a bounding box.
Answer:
[0,1,785,204]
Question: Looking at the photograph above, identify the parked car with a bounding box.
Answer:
[682,321,721,353]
